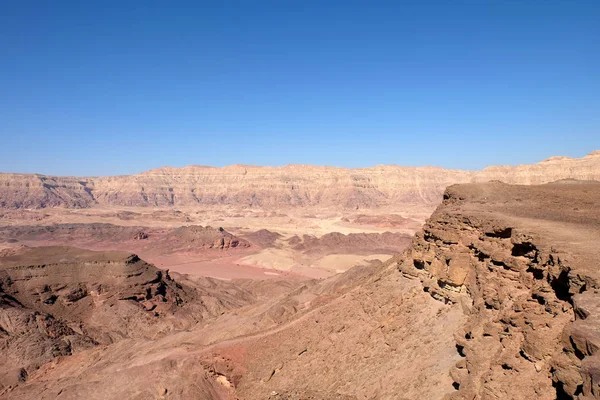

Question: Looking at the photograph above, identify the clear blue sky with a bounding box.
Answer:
[1,1,599,176]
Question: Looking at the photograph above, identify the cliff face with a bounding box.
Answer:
[398,181,600,399]
[0,174,95,209]
[1,151,599,209]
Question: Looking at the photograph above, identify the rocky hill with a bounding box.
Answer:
[1,151,599,209]
[289,231,413,255]
[0,246,257,394]
[399,181,600,399]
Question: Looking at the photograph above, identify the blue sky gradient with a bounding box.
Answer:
[1,1,599,176]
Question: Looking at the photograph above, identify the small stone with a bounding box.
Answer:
[216,375,232,388]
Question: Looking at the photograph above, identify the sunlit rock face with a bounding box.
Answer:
[398,181,600,399]
[1,151,599,209]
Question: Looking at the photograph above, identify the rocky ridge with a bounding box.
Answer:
[290,231,413,255]
[0,246,256,394]
[1,151,599,209]
[0,224,250,253]
[398,181,600,399]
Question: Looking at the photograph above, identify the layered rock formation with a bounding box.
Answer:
[1,151,599,209]
[0,224,250,253]
[398,181,600,399]
[0,246,256,393]
[0,174,95,209]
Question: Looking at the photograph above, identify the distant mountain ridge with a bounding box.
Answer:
[1,151,599,209]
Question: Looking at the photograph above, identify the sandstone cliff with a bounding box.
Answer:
[1,151,599,209]
[398,181,600,399]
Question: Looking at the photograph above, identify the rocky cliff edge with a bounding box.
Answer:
[398,180,600,399]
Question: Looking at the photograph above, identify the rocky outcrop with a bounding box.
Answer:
[0,223,250,252]
[291,231,413,255]
[398,181,600,399]
[351,214,411,227]
[243,229,283,248]
[0,246,256,392]
[133,230,149,240]
[0,174,95,209]
[1,151,599,209]
[170,225,250,249]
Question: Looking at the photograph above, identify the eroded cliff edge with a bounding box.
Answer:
[398,181,600,399]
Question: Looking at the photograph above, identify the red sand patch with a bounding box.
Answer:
[149,253,304,281]
[15,239,299,281]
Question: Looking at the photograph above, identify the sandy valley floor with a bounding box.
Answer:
[0,204,431,280]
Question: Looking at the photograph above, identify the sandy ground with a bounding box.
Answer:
[148,252,308,281]
[239,249,392,276]
[0,205,428,279]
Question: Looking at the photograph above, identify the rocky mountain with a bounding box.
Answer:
[1,151,599,209]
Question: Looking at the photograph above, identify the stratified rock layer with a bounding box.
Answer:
[0,246,255,394]
[0,224,250,253]
[1,151,599,209]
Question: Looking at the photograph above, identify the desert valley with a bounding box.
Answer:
[0,151,599,399]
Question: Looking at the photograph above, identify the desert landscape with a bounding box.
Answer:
[3,1,599,397]
[0,152,599,399]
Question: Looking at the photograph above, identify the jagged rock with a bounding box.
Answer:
[0,246,257,391]
[133,231,148,240]
[399,181,600,399]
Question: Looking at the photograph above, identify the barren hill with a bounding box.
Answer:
[1,151,599,209]
[0,246,262,394]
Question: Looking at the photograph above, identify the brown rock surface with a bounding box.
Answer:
[398,181,600,399]
[291,231,413,255]
[351,213,411,227]
[242,229,283,248]
[0,246,258,395]
[0,223,250,254]
[2,258,465,400]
